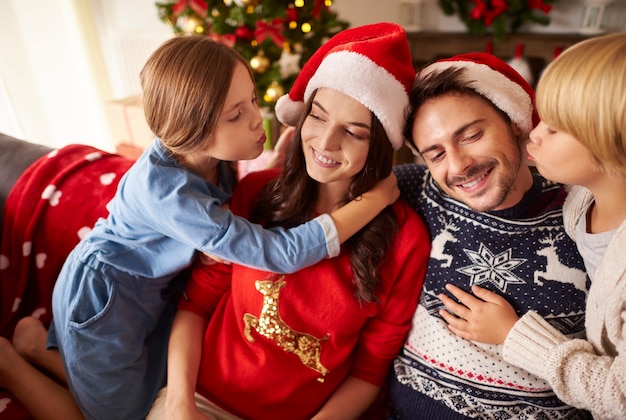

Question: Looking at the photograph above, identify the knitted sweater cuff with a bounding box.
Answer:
[502,311,567,379]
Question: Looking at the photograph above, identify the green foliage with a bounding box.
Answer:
[156,0,349,109]
[438,0,557,41]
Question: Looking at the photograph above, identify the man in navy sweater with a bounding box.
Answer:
[389,53,591,419]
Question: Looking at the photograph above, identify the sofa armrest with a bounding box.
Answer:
[0,132,52,237]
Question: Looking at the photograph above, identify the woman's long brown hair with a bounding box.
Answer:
[251,90,398,303]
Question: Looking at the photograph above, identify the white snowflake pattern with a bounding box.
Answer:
[457,243,526,292]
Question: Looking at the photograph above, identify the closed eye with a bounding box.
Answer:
[307,111,325,122]
[345,128,369,141]
[462,130,482,143]
[228,111,242,122]
[427,151,445,163]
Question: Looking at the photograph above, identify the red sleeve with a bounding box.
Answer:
[178,262,233,318]
[230,168,281,218]
[350,201,431,386]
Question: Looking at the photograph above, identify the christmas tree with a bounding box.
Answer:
[156,0,349,111]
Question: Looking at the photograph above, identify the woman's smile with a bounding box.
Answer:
[312,148,340,167]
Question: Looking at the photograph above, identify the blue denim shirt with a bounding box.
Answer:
[83,138,338,277]
[50,139,340,419]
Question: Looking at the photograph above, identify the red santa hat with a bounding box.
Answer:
[274,22,415,150]
[418,52,539,137]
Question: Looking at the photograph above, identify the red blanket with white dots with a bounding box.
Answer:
[0,144,133,419]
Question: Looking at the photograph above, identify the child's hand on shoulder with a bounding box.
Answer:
[438,284,519,345]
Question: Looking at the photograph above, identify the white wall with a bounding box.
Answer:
[0,0,624,150]
[90,0,171,99]
[0,0,116,151]
[0,0,168,151]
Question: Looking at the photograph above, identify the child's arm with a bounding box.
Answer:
[438,284,519,345]
[161,309,208,419]
[194,169,399,273]
[331,171,399,244]
[311,376,380,419]
[140,154,399,273]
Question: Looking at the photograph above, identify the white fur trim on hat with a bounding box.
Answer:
[275,22,415,151]
[276,51,409,149]
[421,60,534,136]
[307,51,408,149]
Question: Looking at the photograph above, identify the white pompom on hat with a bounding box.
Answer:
[418,52,539,137]
[274,22,416,150]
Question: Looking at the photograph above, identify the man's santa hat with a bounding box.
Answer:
[418,52,539,137]
[275,22,415,150]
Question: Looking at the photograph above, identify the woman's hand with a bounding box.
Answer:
[438,284,519,345]
[311,376,379,419]
[162,384,215,420]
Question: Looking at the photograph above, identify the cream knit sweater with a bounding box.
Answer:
[503,185,626,419]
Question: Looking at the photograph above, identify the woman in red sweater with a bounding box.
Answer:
[148,22,431,420]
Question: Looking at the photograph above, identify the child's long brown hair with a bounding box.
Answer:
[140,36,253,157]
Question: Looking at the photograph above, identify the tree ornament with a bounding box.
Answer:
[223,0,246,6]
[301,22,312,33]
[278,49,301,79]
[250,52,270,73]
[254,19,286,48]
[264,81,285,103]
[234,25,254,41]
[287,5,298,22]
[173,0,208,19]
[156,0,349,110]
[178,14,206,34]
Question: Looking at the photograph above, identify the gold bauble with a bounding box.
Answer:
[264,81,285,103]
[179,15,204,34]
[250,53,270,73]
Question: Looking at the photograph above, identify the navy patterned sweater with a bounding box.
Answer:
[390,164,590,419]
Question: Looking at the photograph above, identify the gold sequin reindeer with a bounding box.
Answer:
[243,276,330,383]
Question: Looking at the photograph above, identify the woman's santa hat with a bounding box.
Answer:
[418,52,539,137]
[275,22,415,150]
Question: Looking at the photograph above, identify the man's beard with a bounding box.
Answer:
[445,156,522,213]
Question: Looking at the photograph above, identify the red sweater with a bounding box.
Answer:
[179,169,430,420]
